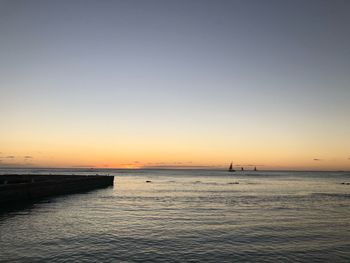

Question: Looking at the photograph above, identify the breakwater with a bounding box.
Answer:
[0,174,114,204]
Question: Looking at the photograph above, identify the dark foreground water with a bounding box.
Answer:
[1,169,350,262]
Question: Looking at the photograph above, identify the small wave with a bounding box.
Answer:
[311,193,350,198]
[190,181,222,185]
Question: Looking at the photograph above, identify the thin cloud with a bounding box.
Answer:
[143,165,220,169]
[236,164,264,167]
[71,165,95,168]
[24,156,33,159]
[0,162,34,168]
[6,156,15,159]
[313,158,322,161]
[146,161,189,165]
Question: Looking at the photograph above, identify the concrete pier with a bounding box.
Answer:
[0,174,114,204]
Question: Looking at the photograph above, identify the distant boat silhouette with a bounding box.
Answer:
[228,162,235,172]
[241,167,244,171]
[254,166,257,171]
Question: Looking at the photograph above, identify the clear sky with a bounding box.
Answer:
[1,0,350,170]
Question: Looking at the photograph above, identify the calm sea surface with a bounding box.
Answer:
[1,169,350,262]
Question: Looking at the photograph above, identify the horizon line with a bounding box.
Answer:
[0,166,348,173]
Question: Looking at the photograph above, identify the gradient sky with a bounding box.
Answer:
[1,0,350,170]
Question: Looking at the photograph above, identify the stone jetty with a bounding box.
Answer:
[0,174,114,204]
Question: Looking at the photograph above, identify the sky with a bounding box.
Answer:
[1,0,350,170]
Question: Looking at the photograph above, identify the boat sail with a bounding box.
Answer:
[228,162,235,172]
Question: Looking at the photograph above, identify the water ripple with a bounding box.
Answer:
[1,171,350,262]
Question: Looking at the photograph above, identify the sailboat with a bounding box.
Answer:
[228,162,235,172]
[254,166,257,171]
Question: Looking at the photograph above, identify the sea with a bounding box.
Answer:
[0,169,350,262]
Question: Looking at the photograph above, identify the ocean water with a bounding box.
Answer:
[0,169,350,262]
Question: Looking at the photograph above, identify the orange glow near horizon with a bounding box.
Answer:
[1,117,350,170]
[1,135,350,171]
